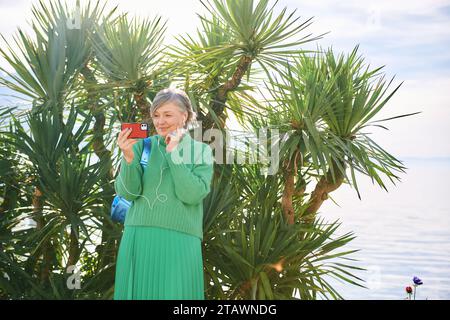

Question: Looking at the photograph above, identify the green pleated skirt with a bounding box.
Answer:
[113,225,205,300]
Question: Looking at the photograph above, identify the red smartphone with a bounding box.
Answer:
[121,123,149,139]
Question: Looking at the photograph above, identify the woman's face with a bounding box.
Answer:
[151,102,187,137]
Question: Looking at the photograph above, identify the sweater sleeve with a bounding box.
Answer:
[114,139,144,201]
[165,142,214,205]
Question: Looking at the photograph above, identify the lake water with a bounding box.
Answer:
[319,157,450,300]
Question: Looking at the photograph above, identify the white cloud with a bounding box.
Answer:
[279,0,450,81]
[100,0,207,45]
[0,0,33,35]
[367,76,450,158]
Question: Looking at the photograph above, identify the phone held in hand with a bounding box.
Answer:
[121,123,149,139]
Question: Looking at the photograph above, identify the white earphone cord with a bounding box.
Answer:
[116,137,168,210]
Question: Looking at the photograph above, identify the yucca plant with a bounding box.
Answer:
[0,0,411,300]
[202,164,364,299]
[0,0,94,291]
[0,0,118,297]
[92,13,167,122]
[240,46,417,226]
[0,103,113,293]
[168,0,324,129]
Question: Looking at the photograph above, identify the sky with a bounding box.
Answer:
[0,0,450,158]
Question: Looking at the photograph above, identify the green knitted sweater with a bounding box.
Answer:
[114,133,214,240]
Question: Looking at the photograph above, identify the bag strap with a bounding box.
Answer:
[139,137,152,170]
[114,137,151,178]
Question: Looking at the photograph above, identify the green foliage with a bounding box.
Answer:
[203,164,365,300]
[93,14,167,82]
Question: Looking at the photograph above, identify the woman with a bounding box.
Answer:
[113,88,214,300]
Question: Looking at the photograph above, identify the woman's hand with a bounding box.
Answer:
[118,128,138,163]
[165,128,186,153]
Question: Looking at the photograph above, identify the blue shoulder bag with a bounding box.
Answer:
[111,137,152,223]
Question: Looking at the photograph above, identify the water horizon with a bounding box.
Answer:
[320,157,450,300]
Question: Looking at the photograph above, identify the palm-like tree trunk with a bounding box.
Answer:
[202,55,253,129]
[134,92,152,124]
[281,163,296,225]
[281,150,303,225]
[282,152,346,225]
[304,159,346,223]
[67,225,80,269]
[32,186,53,284]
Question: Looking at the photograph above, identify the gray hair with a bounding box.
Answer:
[150,88,197,129]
